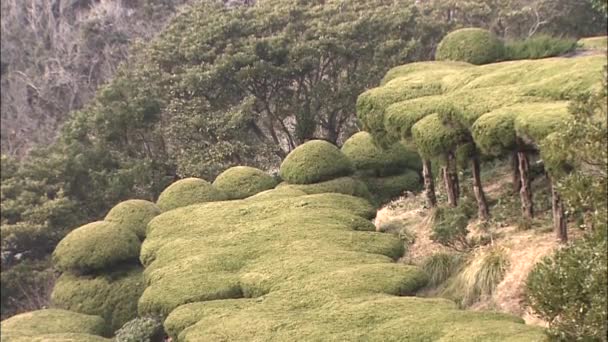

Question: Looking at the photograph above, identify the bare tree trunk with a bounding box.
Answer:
[549,176,567,243]
[422,159,437,208]
[472,154,490,220]
[511,151,521,193]
[518,151,534,219]
[443,153,458,207]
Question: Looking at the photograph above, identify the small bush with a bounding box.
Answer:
[156,178,226,212]
[114,316,164,342]
[212,166,278,200]
[105,199,161,240]
[504,35,577,60]
[421,252,466,287]
[52,221,140,273]
[279,140,353,184]
[435,28,505,65]
[525,238,607,341]
[430,199,476,252]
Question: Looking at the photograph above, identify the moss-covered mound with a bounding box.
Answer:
[136,192,544,341]
[212,166,278,200]
[0,309,108,341]
[341,132,421,176]
[244,187,308,202]
[279,140,353,184]
[156,178,226,212]
[105,199,161,240]
[364,170,421,205]
[53,221,140,273]
[51,265,145,333]
[435,28,504,65]
[277,177,373,202]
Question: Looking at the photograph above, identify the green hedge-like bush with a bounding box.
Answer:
[105,199,161,240]
[114,316,164,342]
[0,309,107,340]
[279,140,353,184]
[341,132,421,176]
[212,166,277,200]
[277,177,373,202]
[363,170,421,204]
[411,114,467,159]
[156,178,226,212]
[525,238,607,341]
[53,221,140,273]
[51,265,145,333]
[504,35,577,60]
[435,28,504,65]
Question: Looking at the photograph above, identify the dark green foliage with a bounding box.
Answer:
[430,200,477,252]
[105,200,161,240]
[52,221,140,273]
[156,178,226,212]
[526,238,607,341]
[51,266,145,333]
[0,309,107,340]
[504,35,577,60]
[212,166,277,200]
[341,131,422,176]
[363,170,422,205]
[435,28,504,65]
[0,259,55,320]
[114,316,165,342]
[279,140,354,184]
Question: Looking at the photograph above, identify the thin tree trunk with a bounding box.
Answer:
[518,151,534,219]
[511,151,521,193]
[422,159,437,208]
[549,176,567,243]
[472,154,490,220]
[443,153,458,207]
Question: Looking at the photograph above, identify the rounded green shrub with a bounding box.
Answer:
[0,309,106,339]
[212,166,278,200]
[363,170,421,204]
[279,140,354,184]
[156,178,226,212]
[114,316,164,342]
[53,221,140,273]
[435,28,504,65]
[341,132,421,176]
[105,200,161,240]
[51,265,145,333]
[277,177,373,202]
[411,114,467,159]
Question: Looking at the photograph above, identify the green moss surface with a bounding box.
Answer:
[0,309,107,341]
[277,177,373,202]
[52,221,140,273]
[363,170,421,205]
[4,333,111,342]
[212,166,277,200]
[134,191,544,341]
[359,55,604,148]
[435,28,505,65]
[51,265,145,333]
[279,140,353,184]
[105,199,161,240]
[244,187,308,202]
[513,102,570,145]
[411,114,467,159]
[156,178,226,212]
[341,131,421,176]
